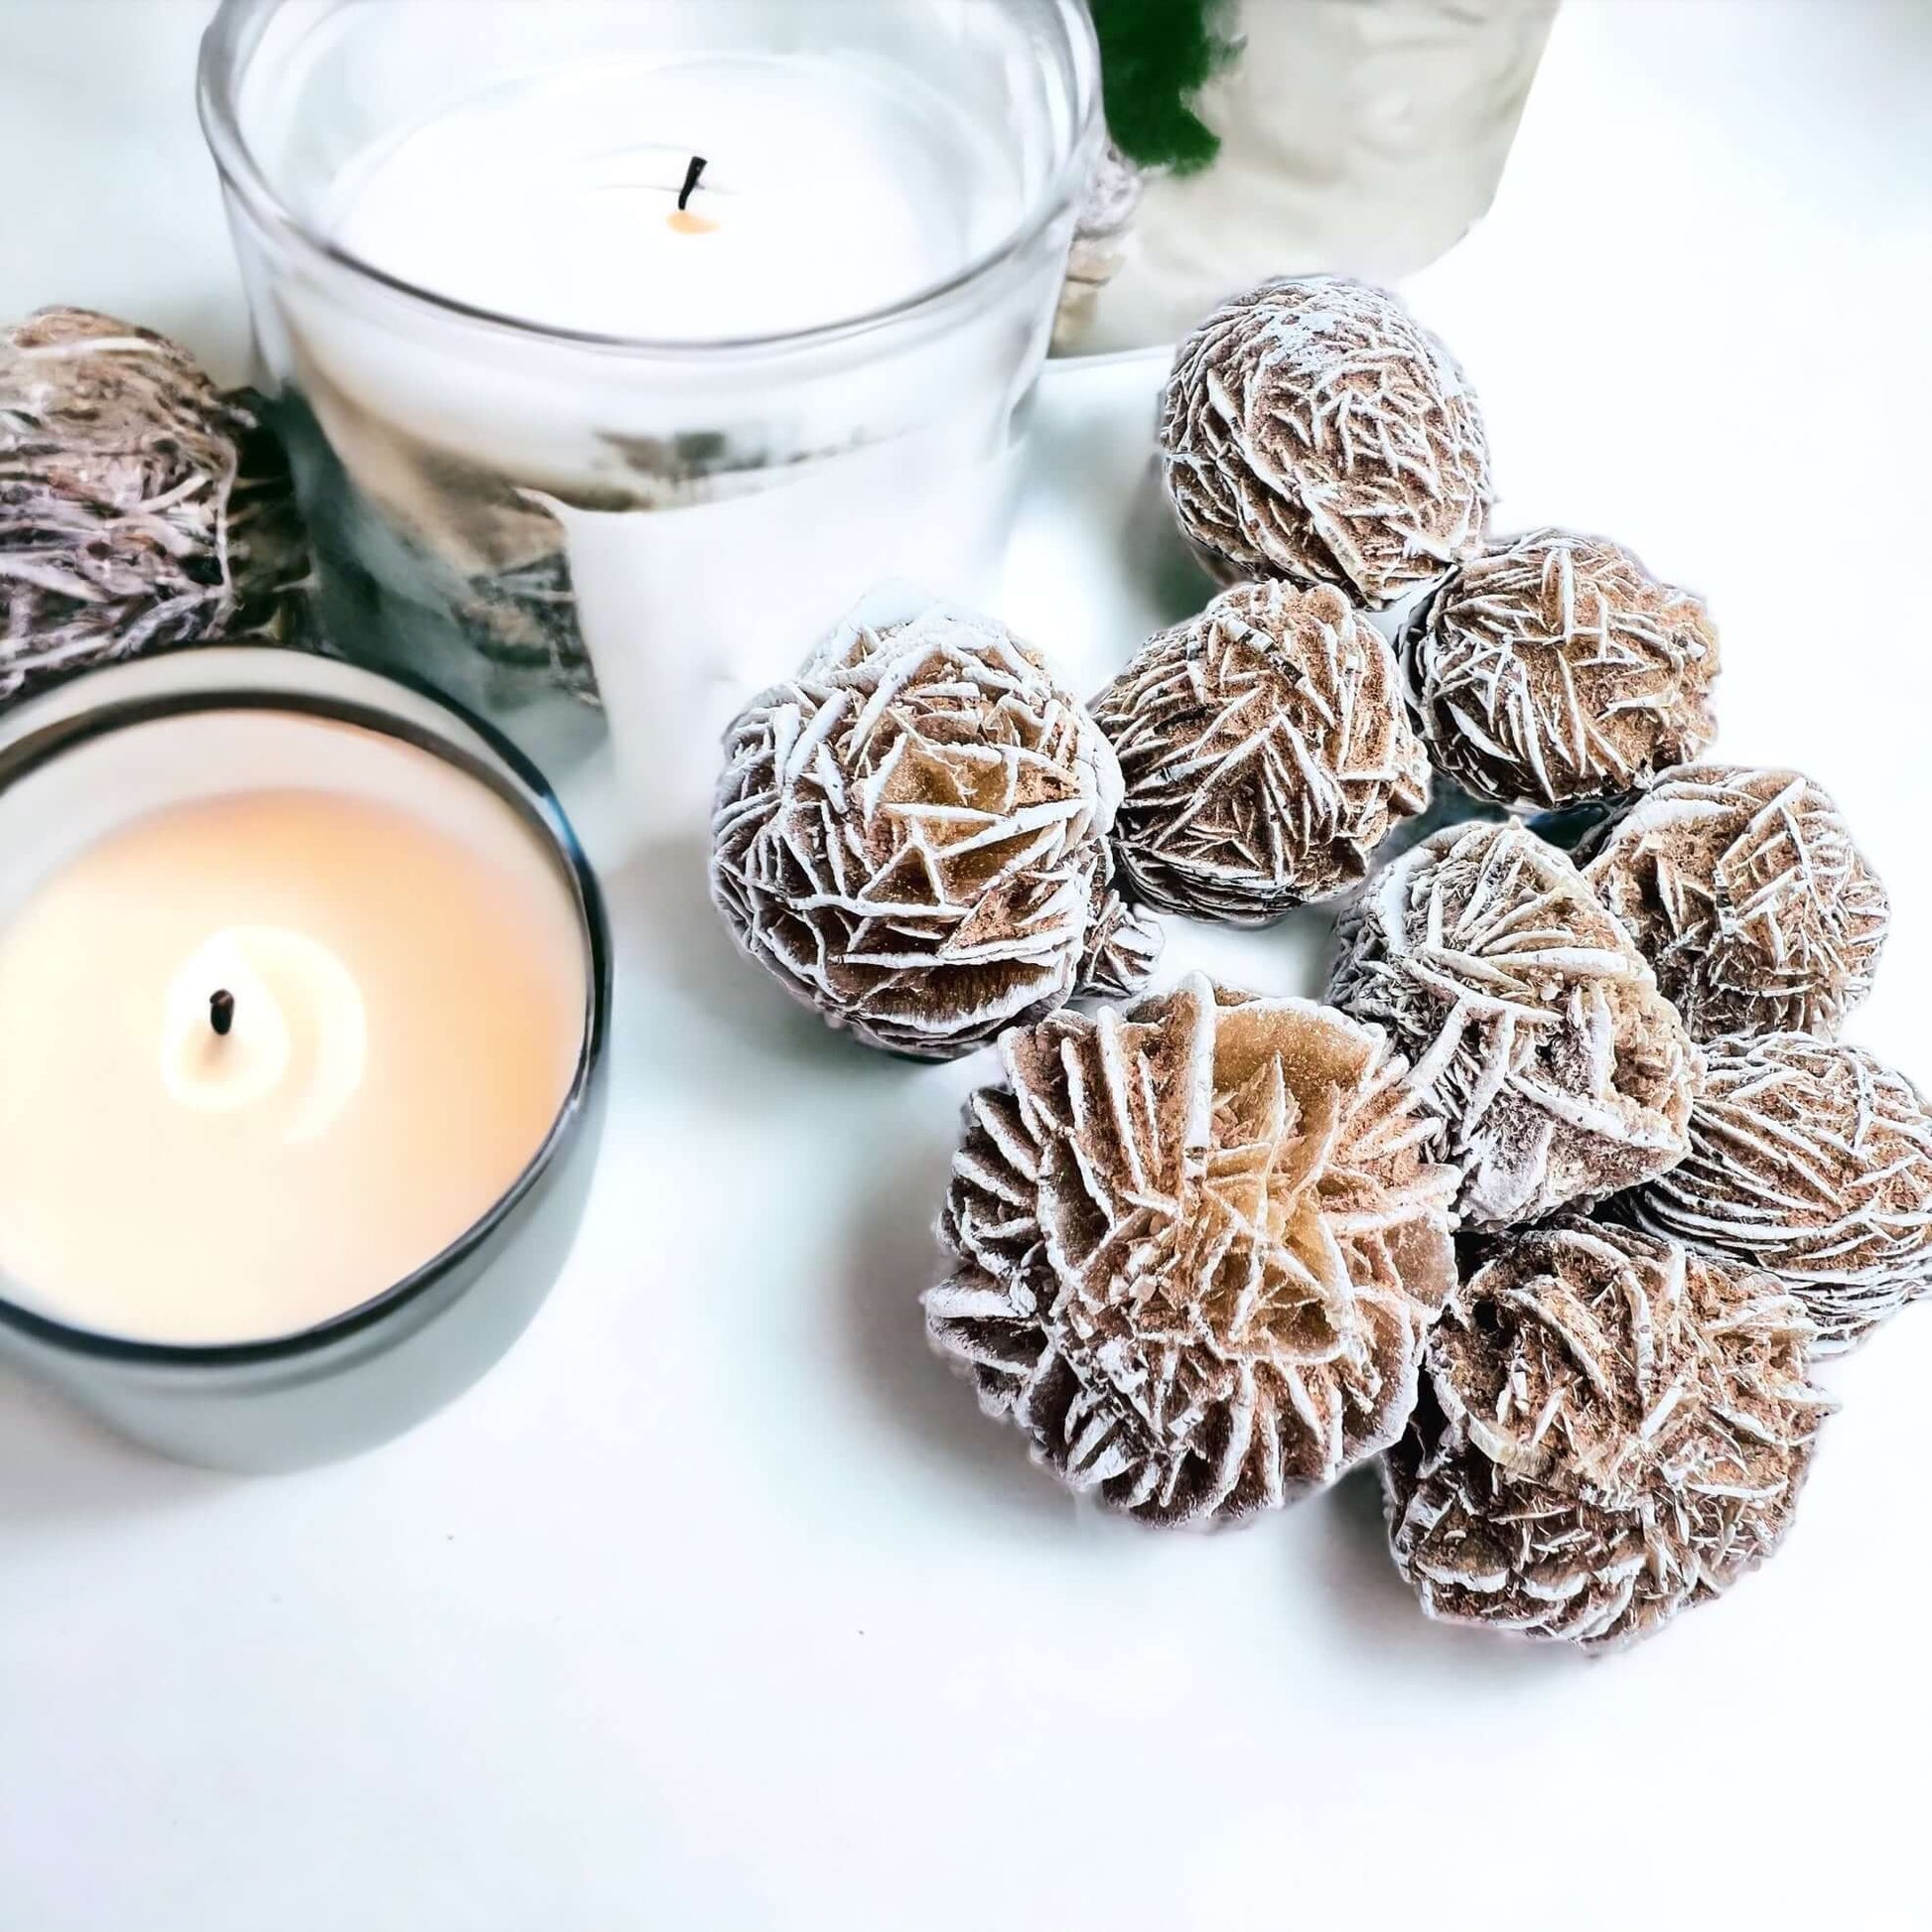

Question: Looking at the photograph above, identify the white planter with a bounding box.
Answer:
[1068,0,1559,352]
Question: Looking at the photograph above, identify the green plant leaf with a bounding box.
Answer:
[1092,0,1241,175]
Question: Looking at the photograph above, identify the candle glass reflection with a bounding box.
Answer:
[0,648,610,1472]
[198,0,1100,823]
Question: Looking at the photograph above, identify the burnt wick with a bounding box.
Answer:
[209,989,235,1037]
[678,155,708,213]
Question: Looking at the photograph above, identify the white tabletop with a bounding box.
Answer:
[4,5,1931,1928]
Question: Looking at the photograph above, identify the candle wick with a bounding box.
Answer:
[677,155,708,212]
[209,990,235,1038]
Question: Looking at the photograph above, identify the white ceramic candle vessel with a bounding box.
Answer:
[0,649,610,1471]
[1067,0,1558,353]
[199,0,1100,828]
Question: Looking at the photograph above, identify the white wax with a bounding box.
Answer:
[277,36,1062,835]
[159,924,368,1145]
[0,715,590,1346]
[328,56,1012,340]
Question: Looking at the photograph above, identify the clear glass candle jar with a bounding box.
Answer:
[198,0,1100,823]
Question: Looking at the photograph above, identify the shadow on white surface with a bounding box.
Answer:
[838,1123,1078,1528]
[1301,1464,1585,1680]
[603,831,867,1073]
[0,1363,233,1528]
[1003,351,1215,694]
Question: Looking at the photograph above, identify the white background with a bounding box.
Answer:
[3,4,1931,1928]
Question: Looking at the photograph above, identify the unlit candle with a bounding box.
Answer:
[0,732,588,1346]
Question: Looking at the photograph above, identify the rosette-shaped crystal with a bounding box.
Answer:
[0,307,311,700]
[1093,580,1430,923]
[1329,820,1698,1228]
[1384,1218,1829,1647]
[1616,1033,1932,1352]
[1406,529,1720,811]
[711,592,1161,1059]
[1580,764,1887,1042]
[1159,276,1491,608]
[924,974,1458,1525]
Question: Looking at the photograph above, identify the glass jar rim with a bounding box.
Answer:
[0,650,613,1370]
[196,0,1103,357]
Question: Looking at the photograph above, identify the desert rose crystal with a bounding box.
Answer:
[1405,529,1720,811]
[1158,276,1491,608]
[0,308,310,700]
[710,591,1160,1060]
[1330,819,1698,1228]
[1579,764,1888,1041]
[1383,1218,1829,1647]
[1614,1032,1932,1351]
[924,974,1457,1525]
[1093,580,1430,923]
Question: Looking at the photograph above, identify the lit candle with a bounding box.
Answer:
[0,648,608,1467]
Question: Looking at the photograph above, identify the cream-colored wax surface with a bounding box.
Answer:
[0,789,587,1345]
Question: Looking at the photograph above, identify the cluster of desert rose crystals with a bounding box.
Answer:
[0,276,1894,1652]
[705,273,1926,1651]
